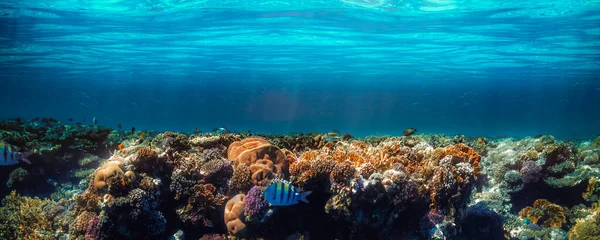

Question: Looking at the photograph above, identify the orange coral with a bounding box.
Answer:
[224,194,247,237]
[282,149,297,166]
[351,140,369,150]
[331,148,347,163]
[301,150,319,161]
[93,161,124,190]
[289,160,312,186]
[227,138,288,175]
[249,159,280,186]
[439,144,481,176]
[519,199,566,228]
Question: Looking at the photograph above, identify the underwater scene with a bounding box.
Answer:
[1,0,600,239]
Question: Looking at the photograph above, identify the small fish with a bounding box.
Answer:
[324,132,340,142]
[216,127,230,134]
[1,141,32,166]
[477,137,483,143]
[118,144,125,150]
[403,128,417,136]
[194,128,199,133]
[263,182,311,206]
[118,124,122,129]
[534,134,542,139]
[140,132,146,138]
[68,118,73,122]
[32,117,40,121]
[57,121,61,124]
[131,127,135,134]
[92,117,97,126]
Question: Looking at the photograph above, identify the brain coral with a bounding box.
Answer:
[249,159,280,186]
[227,138,288,175]
[93,160,124,190]
[224,194,247,237]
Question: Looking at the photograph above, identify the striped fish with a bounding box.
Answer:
[0,141,32,166]
[263,182,311,206]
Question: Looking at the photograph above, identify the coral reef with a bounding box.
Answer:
[2,120,600,240]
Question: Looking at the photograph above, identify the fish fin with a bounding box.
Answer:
[298,191,312,203]
[20,150,33,164]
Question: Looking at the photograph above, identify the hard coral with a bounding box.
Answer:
[133,147,159,171]
[228,138,289,175]
[568,201,600,240]
[249,159,280,186]
[0,191,57,239]
[519,199,566,228]
[161,132,191,152]
[230,165,252,192]
[93,160,124,191]
[224,194,247,237]
[358,162,377,179]
[177,184,225,226]
[443,143,481,176]
[310,158,336,179]
[200,158,225,177]
[520,160,542,184]
[330,162,356,185]
[289,160,312,186]
[243,186,269,221]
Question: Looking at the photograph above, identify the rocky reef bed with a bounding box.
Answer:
[1,118,600,240]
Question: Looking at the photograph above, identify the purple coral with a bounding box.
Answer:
[520,161,542,183]
[85,216,100,239]
[243,186,268,218]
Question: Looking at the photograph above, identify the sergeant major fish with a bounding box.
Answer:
[1,141,32,166]
[263,182,311,206]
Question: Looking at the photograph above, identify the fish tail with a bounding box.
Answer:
[298,191,312,203]
[20,150,33,164]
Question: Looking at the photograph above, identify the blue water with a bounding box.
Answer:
[1,0,599,139]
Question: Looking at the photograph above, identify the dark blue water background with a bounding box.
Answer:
[1,1,599,139]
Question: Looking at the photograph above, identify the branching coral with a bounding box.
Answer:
[243,186,269,221]
[0,191,59,239]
